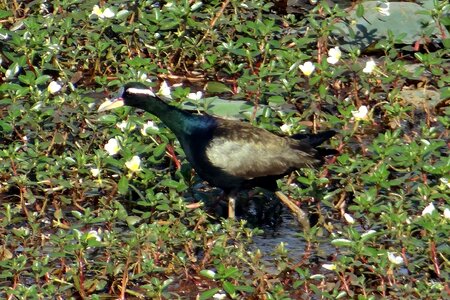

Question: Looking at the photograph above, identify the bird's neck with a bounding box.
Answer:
[139,96,209,136]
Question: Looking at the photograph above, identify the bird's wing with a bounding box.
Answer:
[205,120,317,179]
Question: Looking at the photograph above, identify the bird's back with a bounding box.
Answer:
[175,117,334,192]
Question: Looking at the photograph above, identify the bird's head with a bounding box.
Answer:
[98,82,156,112]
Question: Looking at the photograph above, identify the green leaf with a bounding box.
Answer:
[331,238,353,247]
[159,179,181,189]
[36,75,51,85]
[98,114,118,124]
[222,281,236,296]
[0,10,12,18]
[440,86,450,100]
[199,288,221,300]
[0,120,13,133]
[356,4,365,18]
[199,269,216,279]
[268,95,285,105]
[118,176,129,195]
[221,267,240,279]
[126,216,141,226]
[235,285,255,293]
[205,82,231,93]
[153,142,167,157]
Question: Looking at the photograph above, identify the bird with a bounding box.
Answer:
[98,82,337,225]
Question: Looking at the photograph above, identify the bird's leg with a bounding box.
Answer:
[227,192,236,219]
[275,191,310,231]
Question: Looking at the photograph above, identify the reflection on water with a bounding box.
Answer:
[251,208,335,274]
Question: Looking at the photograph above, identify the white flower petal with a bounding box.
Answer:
[104,138,120,156]
[90,5,102,18]
[140,120,159,136]
[48,81,62,94]
[280,123,292,133]
[299,61,315,76]
[387,252,403,265]
[351,105,369,120]
[422,203,436,216]
[212,292,227,300]
[344,213,355,224]
[327,46,341,65]
[102,8,115,18]
[322,263,337,270]
[443,208,450,220]
[86,230,101,242]
[187,91,203,100]
[90,168,100,177]
[125,156,141,172]
[158,81,172,99]
[363,59,376,74]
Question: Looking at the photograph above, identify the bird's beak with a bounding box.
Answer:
[98,97,124,112]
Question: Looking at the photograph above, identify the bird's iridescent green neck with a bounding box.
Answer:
[132,94,213,137]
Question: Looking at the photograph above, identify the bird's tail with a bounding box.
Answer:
[291,130,339,159]
[290,130,336,147]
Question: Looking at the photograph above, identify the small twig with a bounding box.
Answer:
[275,191,310,231]
[196,0,230,47]
[430,240,441,277]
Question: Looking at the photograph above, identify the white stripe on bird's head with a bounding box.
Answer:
[126,87,156,97]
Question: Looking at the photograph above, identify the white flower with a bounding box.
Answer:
[0,32,9,40]
[5,63,20,79]
[443,208,450,220]
[351,105,369,121]
[140,120,159,136]
[47,81,62,94]
[322,264,337,271]
[138,72,152,82]
[299,61,315,76]
[116,120,136,132]
[439,178,450,188]
[158,81,172,99]
[376,1,390,16]
[344,213,355,224]
[387,252,403,265]
[102,7,115,18]
[422,202,436,216]
[86,230,101,242]
[90,168,100,177]
[363,59,376,74]
[280,123,293,133]
[125,156,141,172]
[90,5,115,19]
[104,138,120,156]
[327,46,342,65]
[187,91,203,100]
[212,292,227,300]
[90,5,103,17]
